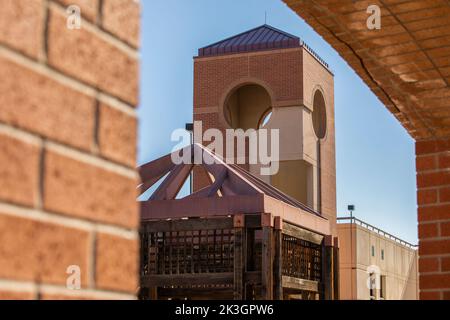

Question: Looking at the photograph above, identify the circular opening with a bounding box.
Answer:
[312,90,327,139]
[224,84,272,130]
[258,109,272,128]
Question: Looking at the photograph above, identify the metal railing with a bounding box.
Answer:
[337,216,418,249]
[301,40,331,72]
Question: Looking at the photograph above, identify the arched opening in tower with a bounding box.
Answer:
[224,84,272,130]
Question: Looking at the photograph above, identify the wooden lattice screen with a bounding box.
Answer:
[141,228,235,276]
[281,234,322,282]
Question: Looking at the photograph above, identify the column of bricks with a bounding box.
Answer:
[416,138,450,300]
[0,0,141,299]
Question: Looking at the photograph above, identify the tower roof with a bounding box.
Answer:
[198,24,301,57]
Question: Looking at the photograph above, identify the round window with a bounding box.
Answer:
[312,90,327,139]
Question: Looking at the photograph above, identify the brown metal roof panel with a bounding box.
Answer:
[198,24,302,57]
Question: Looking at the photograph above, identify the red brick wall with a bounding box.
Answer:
[0,0,140,300]
[416,138,450,300]
[193,49,305,190]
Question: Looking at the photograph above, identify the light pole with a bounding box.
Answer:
[347,204,355,299]
[348,204,355,220]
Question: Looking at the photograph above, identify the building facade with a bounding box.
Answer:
[338,217,418,300]
[138,25,340,300]
[193,24,338,238]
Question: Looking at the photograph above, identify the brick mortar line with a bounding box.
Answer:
[417,184,450,191]
[98,93,138,117]
[419,253,450,258]
[0,279,135,300]
[417,151,450,157]
[88,231,97,290]
[46,140,137,178]
[0,122,137,176]
[40,0,50,64]
[49,1,139,58]
[93,98,101,154]
[37,140,47,210]
[420,289,450,293]
[0,44,138,114]
[96,0,104,27]
[0,118,138,170]
[0,202,138,240]
[0,123,42,146]
[419,271,450,276]
[40,283,137,300]
[419,235,450,241]
[419,219,450,225]
[416,168,450,175]
[418,201,450,208]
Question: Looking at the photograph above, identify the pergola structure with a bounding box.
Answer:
[138,144,339,300]
[283,0,450,299]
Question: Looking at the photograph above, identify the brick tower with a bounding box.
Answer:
[193,25,337,236]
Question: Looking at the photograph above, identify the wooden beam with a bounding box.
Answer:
[245,214,261,229]
[158,287,233,300]
[282,276,319,293]
[138,153,175,182]
[333,246,340,300]
[142,217,233,233]
[282,222,324,245]
[140,194,265,220]
[141,273,233,287]
[234,226,245,300]
[322,236,334,300]
[274,221,283,300]
[150,164,193,200]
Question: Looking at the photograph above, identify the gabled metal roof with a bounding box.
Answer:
[138,144,329,235]
[138,144,324,217]
[198,24,301,57]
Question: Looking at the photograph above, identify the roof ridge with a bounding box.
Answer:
[198,24,301,57]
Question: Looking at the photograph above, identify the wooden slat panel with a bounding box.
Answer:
[142,218,233,233]
[141,272,234,287]
[282,276,319,293]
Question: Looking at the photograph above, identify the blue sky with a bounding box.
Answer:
[138,0,418,244]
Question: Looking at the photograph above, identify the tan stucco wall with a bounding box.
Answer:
[338,223,418,300]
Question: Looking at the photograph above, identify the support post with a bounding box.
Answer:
[233,214,245,300]
[261,213,273,300]
[274,217,283,300]
[333,237,340,300]
[149,287,158,300]
[322,235,335,300]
